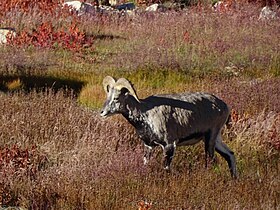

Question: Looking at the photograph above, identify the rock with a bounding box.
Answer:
[63,0,136,16]
[259,6,277,20]
[98,5,115,13]
[63,1,94,15]
[145,3,166,12]
[0,28,16,44]
[115,2,135,11]
[63,1,84,11]
[109,0,118,6]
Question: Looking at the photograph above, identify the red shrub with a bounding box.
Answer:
[2,0,94,52]
[0,144,47,178]
[0,0,62,16]
[8,21,93,52]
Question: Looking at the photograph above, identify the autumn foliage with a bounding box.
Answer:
[2,0,94,52]
[0,144,48,205]
[0,144,47,178]
[0,0,279,209]
[0,0,62,16]
[8,21,93,52]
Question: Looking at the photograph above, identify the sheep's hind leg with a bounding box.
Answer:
[204,130,217,169]
[215,133,237,178]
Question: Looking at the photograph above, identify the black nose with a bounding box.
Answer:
[100,109,106,117]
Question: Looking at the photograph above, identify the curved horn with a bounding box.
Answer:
[102,76,116,93]
[115,78,140,103]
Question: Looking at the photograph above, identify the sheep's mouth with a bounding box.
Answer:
[100,110,115,118]
[100,112,109,118]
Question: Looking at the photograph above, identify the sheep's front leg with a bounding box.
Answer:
[163,143,175,170]
[143,144,153,165]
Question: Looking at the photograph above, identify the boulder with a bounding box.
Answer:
[98,5,115,13]
[109,0,118,6]
[0,28,16,44]
[145,3,166,12]
[115,2,135,11]
[63,1,94,15]
[259,6,277,20]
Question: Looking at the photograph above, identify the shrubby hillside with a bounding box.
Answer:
[0,0,279,209]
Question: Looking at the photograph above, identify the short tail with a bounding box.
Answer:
[225,114,232,129]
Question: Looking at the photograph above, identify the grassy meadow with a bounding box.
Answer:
[0,1,279,209]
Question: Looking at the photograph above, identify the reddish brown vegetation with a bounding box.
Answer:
[0,144,47,177]
[0,0,62,16]
[0,0,279,209]
[0,144,48,206]
[138,200,152,210]
[0,89,278,209]
[8,21,93,52]
[2,0,94,52]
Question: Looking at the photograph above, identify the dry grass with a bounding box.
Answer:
[91,4,280,75]
[0,1,279,209]
[0,89,279,209]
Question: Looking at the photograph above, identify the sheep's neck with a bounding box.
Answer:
[122,101,144,130]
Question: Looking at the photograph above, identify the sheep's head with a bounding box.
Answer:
[100,76,140,117]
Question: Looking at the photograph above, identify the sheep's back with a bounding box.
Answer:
[141,92,229,141]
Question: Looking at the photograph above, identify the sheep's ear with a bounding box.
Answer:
[120,87,129,95]
[102,76,115,93]
[115,78,140,102]
[121,88,132,99]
